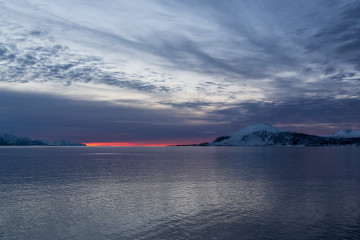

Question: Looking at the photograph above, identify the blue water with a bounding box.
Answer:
[1,146,360,240]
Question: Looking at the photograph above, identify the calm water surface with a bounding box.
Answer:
[1,146,360,240]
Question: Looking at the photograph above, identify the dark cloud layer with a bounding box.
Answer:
[0,90,214,143]
[208,97,360,135]
[1,90,359,144]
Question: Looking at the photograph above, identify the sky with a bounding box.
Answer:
[1,0,360,145]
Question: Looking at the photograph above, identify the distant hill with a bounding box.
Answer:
[0,133,86,146]
[198,123,360,146]
[321,129,360,138]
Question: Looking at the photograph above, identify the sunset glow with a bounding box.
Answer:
[84,138,209,147]
[84,142,170,147]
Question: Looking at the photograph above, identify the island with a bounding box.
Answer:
[190,123,360,147]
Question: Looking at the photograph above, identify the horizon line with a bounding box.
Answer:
[84,142,180,147]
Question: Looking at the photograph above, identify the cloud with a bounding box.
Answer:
[1,91,359,144]
[0,29,169,93]
[206,96,360,135]
[0,90,218,143]
[2,0,359,100]
[305,1,360,70]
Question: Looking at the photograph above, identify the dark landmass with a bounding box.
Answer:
[0,133,86,146]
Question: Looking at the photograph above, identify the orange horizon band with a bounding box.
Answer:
[83,142,173,147]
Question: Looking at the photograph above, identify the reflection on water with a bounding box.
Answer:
[1,147,360,239]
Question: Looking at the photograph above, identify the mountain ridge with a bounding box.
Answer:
[197,124,360,146]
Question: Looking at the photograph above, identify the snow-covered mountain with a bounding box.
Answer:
[213,124,285,146]
[200,123,360,146]
[321,129,360,138]
[0,133,85,146]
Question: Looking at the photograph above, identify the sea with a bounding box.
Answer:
[1,146,360,240]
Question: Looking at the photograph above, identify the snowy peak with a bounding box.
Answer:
[324,129,360,138]
[211,124,290,146]
[230,123,285,137]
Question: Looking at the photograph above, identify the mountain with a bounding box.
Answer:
[321,129,360,138]
[0,133,86,146]
[199,123,360,146]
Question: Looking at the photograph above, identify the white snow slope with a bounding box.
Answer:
[322,129,360,138]
[212,123,290,146]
